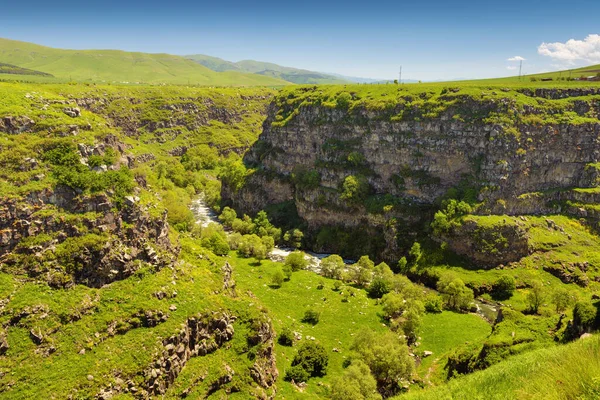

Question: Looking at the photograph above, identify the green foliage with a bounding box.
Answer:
[218,206,237,227]
[237,234,268,260]
[285,251,308,272]
[437,275,474,311]
[321,254,345,280]
[271,269,285,287]
[424,295,443,313]
[283,228,304,249]
[290,341,328,378]
[353,256,375,287]
[573,301,598,334]
[340,174,369,204]
[351,329,414,397]
[408,242,423,268]
[181,144,219,171]
[552,287,575,313]
[526,280,546,314]
[218,154,247,191]
[292,167,321,190]
[282,264,293,281]
[492,275,516,300]
[278,327,294,346]
[331,360,382,400]
[431,199,473,236]
[368,277,391,299]
[302,308,321,325]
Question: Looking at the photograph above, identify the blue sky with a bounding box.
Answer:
[1,0,600,80]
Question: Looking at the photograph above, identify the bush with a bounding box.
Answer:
[290,342,328,378]
[283,228,304,249]
[302,309,320,325]
[331,360,381,400]
[573,301,598,334]
[492,275,516,300]
[278,327,294,346]
[368,277,391,299]
[282,264,293,281]
[424,296,443,313]
[284,365,310,383]
[271,269,285,287]
[285,251,308,271]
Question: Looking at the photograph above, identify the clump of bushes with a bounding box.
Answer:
[284,342,328,382]
[302,308,320,325]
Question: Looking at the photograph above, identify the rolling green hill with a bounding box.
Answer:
[186,54,350,84]
[0,38,289,86]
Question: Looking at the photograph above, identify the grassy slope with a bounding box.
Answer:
[0,62,52,77]
[457,63,600,84]
[0,38,289,86]
[400,334,600,400]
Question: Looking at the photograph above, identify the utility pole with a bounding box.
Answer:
[519,60,522,80]
[399,66,402,84]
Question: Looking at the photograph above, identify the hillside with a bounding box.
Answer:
[186,54,350,84]
[0,62,53,77]
[0,38,289,86]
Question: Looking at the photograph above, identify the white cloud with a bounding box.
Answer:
[506,66,517,70]
[507,56,526,61]
[538,34,600,63]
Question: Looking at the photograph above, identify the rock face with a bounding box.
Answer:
[0,185,177,288]
[224,89,600,263]
[143,312,236,396]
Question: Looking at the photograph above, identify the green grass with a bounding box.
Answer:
[399,334,600,400]
[231,254,389,398]
[0,38,290,86]
[417,312,491,383]
[0,62,53,77]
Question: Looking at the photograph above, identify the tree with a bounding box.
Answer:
[408,242,422,268]
[331,360,381,400]
[284,228,304,249]
[437,275,474,311]
[397,257,408,273]
[368,277,391,299]
[526,280,545,314]
[285,251,308,271]
[552,287,574,313]
[218,155,247,191]
[321,254,345,279]
[353,255,375,287]
[340,175,369,204]
[238,234,268,261]
[382,292,405,319]
[290,342,328,378]
[492,275,516,300]
[218,206,237,227]
[351,330,414,397]
[201,231,230,256]
[271,269,285,287]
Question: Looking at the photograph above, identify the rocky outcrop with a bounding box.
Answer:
[0,185,177,288]
[442,218,531,267]
[224,89,600,261]
[143,312,236,396]
[248,319,278,393]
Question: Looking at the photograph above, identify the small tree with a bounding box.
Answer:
[271,269,285,287]
[437,275,474,311]
[283,229,304,249]
[218,206,237,227]
[331,360,381,400]
[552,287,574,313]
[397,257,408,273]
[321,254,345,279]
[285,251,308,271]
[408,242,422,268]
[573,301,597,334]
[492,275,516,300]
[526,280,545,314]
[290,342,328,378]
[353,255,375,287]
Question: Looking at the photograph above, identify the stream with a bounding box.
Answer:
[190,197,352,273]
[191,197,499,322]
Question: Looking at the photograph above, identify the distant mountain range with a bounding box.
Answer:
[185,54,352,84]
[0,38,289,86]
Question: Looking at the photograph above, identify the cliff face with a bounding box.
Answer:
[224,86,600,262]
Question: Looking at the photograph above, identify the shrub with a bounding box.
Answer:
[331,360,381,400]
[290,342,328,378]
[283,228,304,249]
[285,251,308,271]
[282,264,293,281]
[278,327,294,346]
[284,365,310,383]
[368,277,391,299]
[573,301,598,334]
[340,175,369,204]
[492,275,516,300]
[302,309,320,325]
[424,296,443,313]
[526,280,545,314]
[271,269,285,287]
